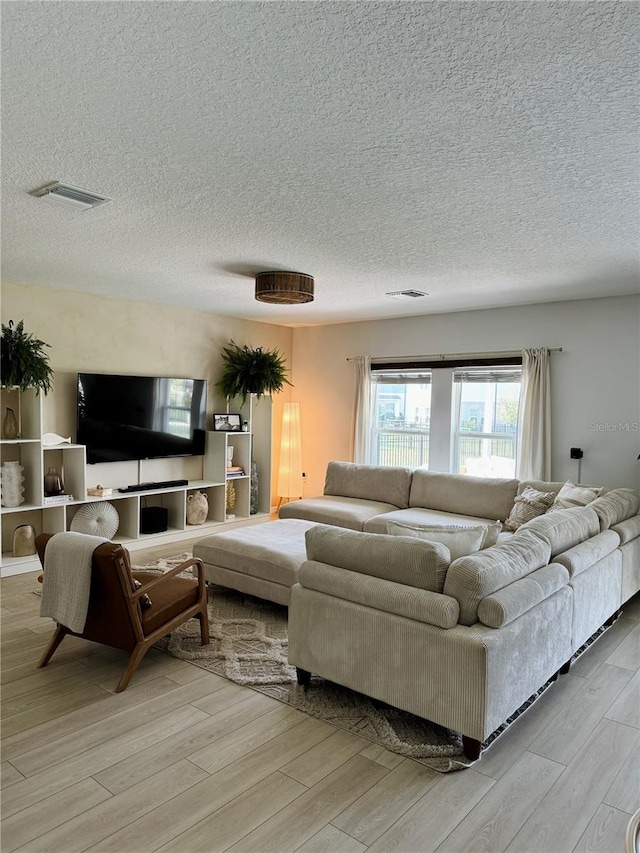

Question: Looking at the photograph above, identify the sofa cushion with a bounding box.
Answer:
[324,461,412,509]
[409,469,518,521]
[549,481,603,512]
[588,489,640,531]
[477,563,570,628]
[305,525,451,592]
[554,529,621,578]
[363,507,499,535]
[297,564,460,628]
[279,495,400,531]
[517,480,565,496]
[387,520,486,561]
[443,530,552,626]
[517,506,601,558]
[481,520,502,548]
[504,486,556,531]
[612,513,640,545]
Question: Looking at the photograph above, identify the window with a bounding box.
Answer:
[371,372,432,467]
[370,361,522,474]
[452,367,522,477]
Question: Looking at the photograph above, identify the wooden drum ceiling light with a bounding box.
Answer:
[255,271,314,304]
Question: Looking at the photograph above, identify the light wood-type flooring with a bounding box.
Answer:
[2,536,639,853]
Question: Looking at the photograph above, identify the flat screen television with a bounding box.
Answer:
[77,373,207,464]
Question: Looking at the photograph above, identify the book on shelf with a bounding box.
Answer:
[43,494,75,505]
[226,471,246,478]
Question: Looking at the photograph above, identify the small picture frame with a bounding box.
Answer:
[213,413,242,432]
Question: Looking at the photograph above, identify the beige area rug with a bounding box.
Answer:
[136,552,568,774]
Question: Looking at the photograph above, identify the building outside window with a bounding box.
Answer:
[371,372,432,468]
[452,367,522,477]
[370,363,522,475]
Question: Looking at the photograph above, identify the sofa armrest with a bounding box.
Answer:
[477,562,570,628]
[298,561,460,628]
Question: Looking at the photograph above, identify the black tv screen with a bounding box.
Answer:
[77,373,207,464]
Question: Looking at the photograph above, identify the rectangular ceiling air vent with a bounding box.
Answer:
[385,290,428,299]
[29,182,112,211]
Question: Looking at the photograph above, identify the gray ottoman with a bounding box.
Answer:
[193,518,319,606]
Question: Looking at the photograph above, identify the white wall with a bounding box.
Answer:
[1,280,293,505]
[292,295,640,495]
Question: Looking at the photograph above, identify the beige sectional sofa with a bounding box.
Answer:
[284,462,640,760]
[279,461,522,533]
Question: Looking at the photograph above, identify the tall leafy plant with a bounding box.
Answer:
[1,320,54,394]
[216,341,292,404]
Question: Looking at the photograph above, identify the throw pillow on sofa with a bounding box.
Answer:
[504,486,556,531]
[387,520,488,561]
[482,520,502,548]
[548,481,603,512]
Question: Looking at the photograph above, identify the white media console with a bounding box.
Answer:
[0,388,272,576]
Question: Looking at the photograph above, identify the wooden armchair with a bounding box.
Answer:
[36,533,209,692]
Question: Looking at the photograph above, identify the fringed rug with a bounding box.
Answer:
[137,552,607,773]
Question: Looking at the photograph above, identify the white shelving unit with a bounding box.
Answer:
[0,389,272,576]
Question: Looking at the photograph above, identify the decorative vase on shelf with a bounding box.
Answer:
[44,466,64,497]
[250,458,259,515]
[1,461,25,507]
[226,479,236,520]
[12,524,36,557]
[3,407,19,440]
[226,446,234,468]
[186,490,208,525]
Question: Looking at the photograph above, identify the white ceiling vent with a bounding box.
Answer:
[385,290,428,299]
[29,182,112,211]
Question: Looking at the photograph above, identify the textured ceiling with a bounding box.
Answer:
[1,1,638,327]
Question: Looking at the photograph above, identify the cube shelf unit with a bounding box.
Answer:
[1,389,272,576]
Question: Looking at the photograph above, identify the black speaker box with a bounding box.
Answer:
[140,506,168,534]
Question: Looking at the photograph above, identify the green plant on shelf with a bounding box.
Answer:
[215,340,291,404]
[1,320,54,394]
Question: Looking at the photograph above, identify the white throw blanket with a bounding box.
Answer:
[40,531,110,633]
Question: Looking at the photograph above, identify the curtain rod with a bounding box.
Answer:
[346,347,563,362]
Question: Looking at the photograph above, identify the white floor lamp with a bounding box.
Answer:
[277,402,303,505]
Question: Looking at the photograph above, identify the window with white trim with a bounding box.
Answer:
[452,367,522,477]
[370,361,522,474]
[371,371,432,467]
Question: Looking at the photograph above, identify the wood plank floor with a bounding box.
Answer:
[2,538,638,853]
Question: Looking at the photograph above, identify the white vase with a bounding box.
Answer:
[1,461,25,507]
[186,490,208,525]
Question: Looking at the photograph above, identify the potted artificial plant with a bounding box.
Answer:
[215,340,292,403]
[1,320,54,395]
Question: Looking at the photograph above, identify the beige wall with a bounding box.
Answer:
[1,280,293,506]
[291,295,640,495]
[3,282,638,501]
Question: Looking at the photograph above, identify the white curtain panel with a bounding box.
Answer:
[516,348,551,480]
[352,355,372,463]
